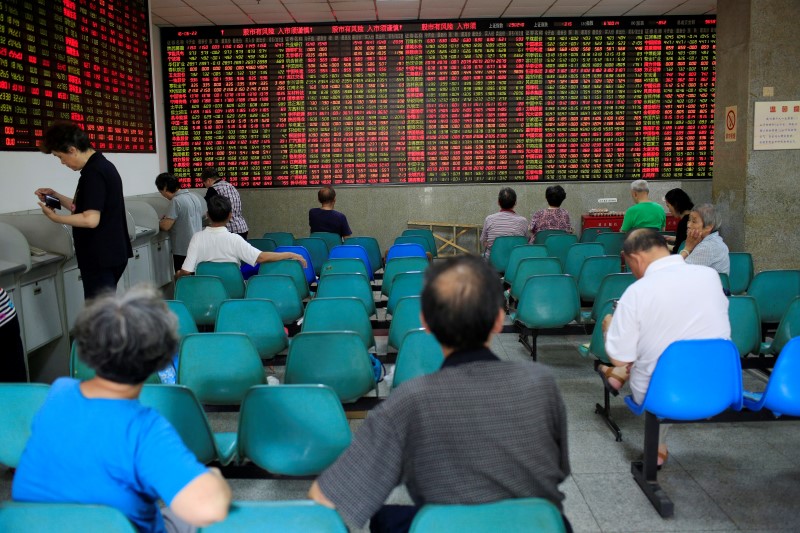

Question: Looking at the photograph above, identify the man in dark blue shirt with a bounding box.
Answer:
[309,186,352,240]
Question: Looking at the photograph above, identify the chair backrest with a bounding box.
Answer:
[216,299,288,360]
[387,271,425,316]
[387,243,427,261]
[590,273,635,321]
[238,385,352,475]
[309,231,343,252]
[577,255,623,302]
[563,243,604,280]
[347,236,383,274]
[320,258,370,279]
[302,297,376,350]
[757,336,800,417]
[533,229,568,245]
[0,383,50,468]
[627,339,742,419]
[515,274,580,329]
[579,226,612,243]
[488,236,529,274]
[196,262,246,299]
[294,237,329,277]
[402,229,437,258]
[544,234,580,269]
[719,272,731,293]
[728,252,754,294]
[247,238,277,252]
[178,333,266,405]
[395,235,433,256]
[388,296,423,350]
[165,300,200,340]
[244,274,304,325]
[747,269,800,323]
[284,331,376,403]
[274,245,316,285]
[727,295,762,358]
[510,257,562,301]
[0,502,137,533]
[392,330,444,390]
[258,260,310,300]
[769,296,800,355]
[328,244,374,280]
[504,244,549,287]
[197,501,347,533]
[315,272,376,317]
[261,231,294,247]
[174,275,229,327]
[581,300,615,364]
[382,257,429,297]
[408,498,566,533]
[594,232,626,257]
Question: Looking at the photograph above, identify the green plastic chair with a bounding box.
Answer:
[295,237,329,277]
[488,235,529,275]
[259,260,310,300]
[178,333,265,405]
[0,502,137,533]
[139,384,237,465]
[388,296,423,350]
[595,232,626,257]
[284,332,376,403]
[747,269,800,324]
[577,299,614,364]
[514,274,580,360]
[727,295,762,358]
[544,233,579,269]
[319,258,371,280]
[0,383,49,468]
[504,244,550,286]
[395,235,434,256]
[728,252,754,294]
[509,257,562,301]
[245,274,304,325]
[247,238,278,252]
[198,501,347,533]
[70,341,161,384]
[719,272,731,293]
[409,498,566,533]
[583,273,635,322]
[533,229,568,245]
[196,262,245,299]
[315,272,376,317]
[165,300,200,340]
[580,227,612,243]
[174,275,228,328]
[382,257,429,297]
[216,299,288,360]
[392,330,444,390]
[302,297,376,350]
[310,231,343,252]
[576,256,623,303]
[564,243,605,279]
[347,236,383,274]
[387,271,425,316]
[403,229,437,258]
[237,385,352,475]
[761,296,800,355]
[262,231,294,247]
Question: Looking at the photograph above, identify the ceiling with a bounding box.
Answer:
[150,0,717,27]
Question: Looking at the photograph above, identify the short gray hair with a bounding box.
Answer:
[630,179,649,193]
[692,203,722,232]
[74,285,178,384]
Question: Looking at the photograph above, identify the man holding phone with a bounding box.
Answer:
[35,121,132,300]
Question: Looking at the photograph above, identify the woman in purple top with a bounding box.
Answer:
[529,185,573,242]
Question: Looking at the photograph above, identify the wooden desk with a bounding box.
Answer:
[407,220,483,256]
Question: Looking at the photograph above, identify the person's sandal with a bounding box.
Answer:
[596,365,624,397]
[657,450,669,471]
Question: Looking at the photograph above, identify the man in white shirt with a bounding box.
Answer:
[598,229,730,465]
[177,195,305,277]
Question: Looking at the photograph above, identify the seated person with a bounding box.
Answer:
[679,203,730,275]
[309,255,571,533]
[309,186,352,241]
[528,185,573,242]
[177,195,306,278]
[12,286,232,532]
[663,188,694,253]
[620,180,666,232]
[480,187,529,258]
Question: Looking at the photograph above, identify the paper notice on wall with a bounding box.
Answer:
[753,101,800,150]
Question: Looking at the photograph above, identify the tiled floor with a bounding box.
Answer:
[2,323,798,532]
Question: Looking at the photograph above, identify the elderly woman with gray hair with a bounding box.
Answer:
[679,203,730,275]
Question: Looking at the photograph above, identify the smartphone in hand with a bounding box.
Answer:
[44,194,61,210]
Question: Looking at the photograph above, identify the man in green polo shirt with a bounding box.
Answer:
[620,179,666,233]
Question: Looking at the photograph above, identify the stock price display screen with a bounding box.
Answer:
[163,17,715,187]
[0,0,155,152]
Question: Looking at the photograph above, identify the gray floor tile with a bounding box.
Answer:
[229,478,312,501]
[561,475,602,533]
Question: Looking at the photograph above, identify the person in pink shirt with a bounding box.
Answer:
[528,185,573,242]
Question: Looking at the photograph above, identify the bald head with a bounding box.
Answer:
[622,229,670,278]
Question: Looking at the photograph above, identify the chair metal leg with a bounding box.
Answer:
[630,412,674,518]
[517,327,538,360]
[593,360,622,441]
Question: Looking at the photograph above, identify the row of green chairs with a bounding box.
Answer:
[728,295,800,359]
